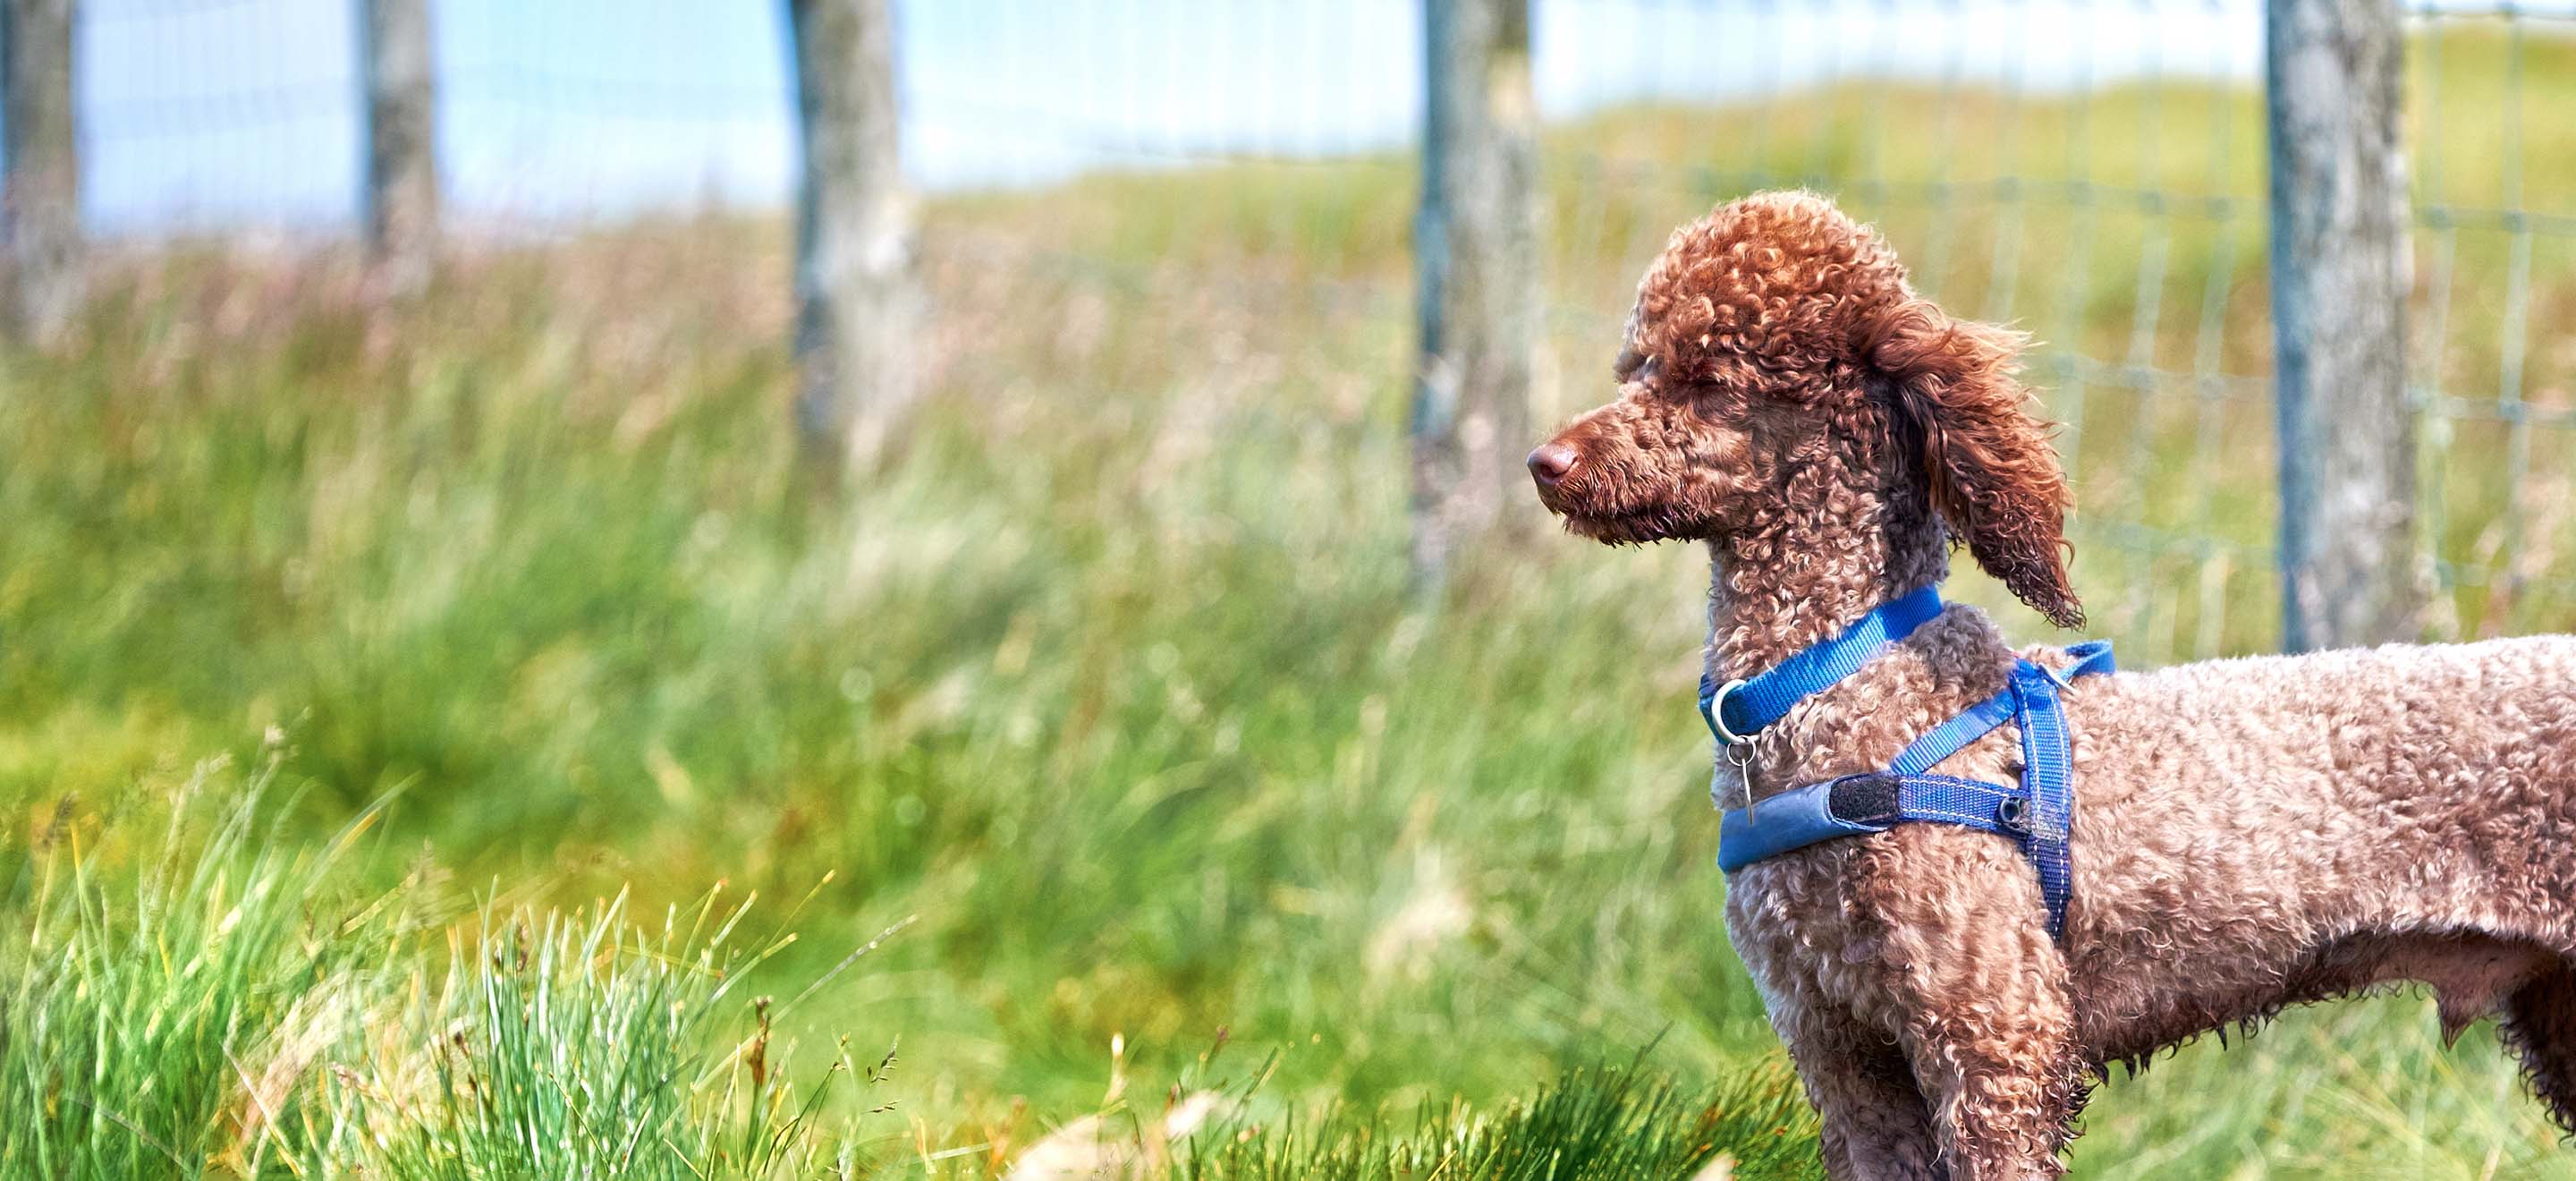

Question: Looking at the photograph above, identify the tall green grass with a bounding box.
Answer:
[0,758,383,1177]
[0,762,1820,1177]
[0,757,917,1177]
[1175,1060,1819,1181]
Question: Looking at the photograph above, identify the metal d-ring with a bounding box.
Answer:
[1706,677,1752,747]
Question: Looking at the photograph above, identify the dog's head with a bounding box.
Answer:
[1528,191,2082,628]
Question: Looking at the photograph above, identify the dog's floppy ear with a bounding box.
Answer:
[1863,298,2084,629]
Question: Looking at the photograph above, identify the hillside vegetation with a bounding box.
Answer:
[5,28,2576,1177]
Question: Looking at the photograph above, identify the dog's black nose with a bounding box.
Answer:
[1527,444,1578,487]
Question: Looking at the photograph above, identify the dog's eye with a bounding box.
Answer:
[1679,383,1751,421]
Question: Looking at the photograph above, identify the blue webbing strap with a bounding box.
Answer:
[2061,639,2119,682]
[2023,639,2112,938]
[1888,688,2018,776]
[2011,663,2074,939]
[1712,638,2116,941]
[1887,641,2118,777]
[1717,773,2028,871]
[1701,584,1946,741]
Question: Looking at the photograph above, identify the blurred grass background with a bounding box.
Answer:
[6,21,2576,1178]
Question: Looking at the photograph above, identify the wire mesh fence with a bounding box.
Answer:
[18,0,2576,664]
[1530,1,2576,662]
[1536,2,2284,664]
[2409,4,2576,648]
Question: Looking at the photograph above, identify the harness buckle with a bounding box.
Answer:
[1996,794,2030,834]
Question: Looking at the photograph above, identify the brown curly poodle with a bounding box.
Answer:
[1529,191,2576,1179]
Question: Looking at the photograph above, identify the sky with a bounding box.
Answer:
[33,0,2545,235]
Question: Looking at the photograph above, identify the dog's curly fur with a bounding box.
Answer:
[1533,191,2576,1179]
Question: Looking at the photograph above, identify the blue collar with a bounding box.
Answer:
[1698,584,1947,744]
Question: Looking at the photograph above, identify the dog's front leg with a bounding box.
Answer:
[1775,1001,1948,1180]
[1731,851,2080,1177]
[1901,1002,2081,1179]
[1884,937,2084,1180]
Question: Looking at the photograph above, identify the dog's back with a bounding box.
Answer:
[2064,634,2576,1062]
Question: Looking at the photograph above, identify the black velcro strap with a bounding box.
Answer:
[1826,772,1902,827]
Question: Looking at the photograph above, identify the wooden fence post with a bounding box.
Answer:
[788,0,919,480]
[2266,0,2418,650]
[3,0,82,345]
[1411,0,1538,590]
[360,0,439,287]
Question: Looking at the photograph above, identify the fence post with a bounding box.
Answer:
[788,0,919,480]
[3,0,82,346]
[360,0,439,287]
[1412,0,1538,590]
[2266,0,2417,650]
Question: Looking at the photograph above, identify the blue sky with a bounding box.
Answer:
[30,0,2392,234]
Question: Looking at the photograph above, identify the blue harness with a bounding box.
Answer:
[1699,588,2114,939]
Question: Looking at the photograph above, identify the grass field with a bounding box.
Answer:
[8,30,2576,1177]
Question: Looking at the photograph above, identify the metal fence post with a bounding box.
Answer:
[2266,0,2418,650]
[1411,0,1538,590]
[788,0,919,480]
[360,0,439,288]
[3,0,82,346]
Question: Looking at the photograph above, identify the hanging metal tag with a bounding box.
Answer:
[1712,738,1755,809]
